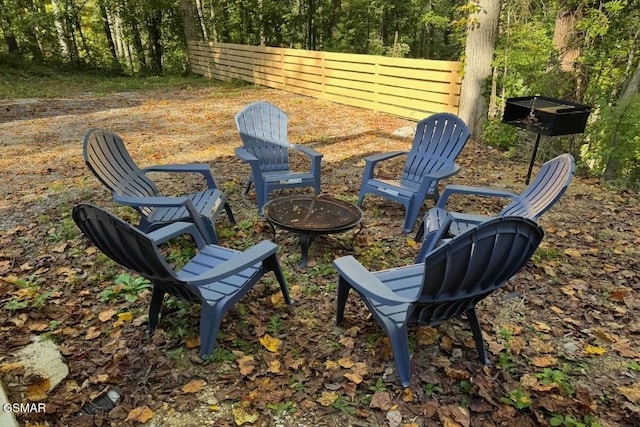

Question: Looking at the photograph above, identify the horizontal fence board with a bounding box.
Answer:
[187,41,461,119]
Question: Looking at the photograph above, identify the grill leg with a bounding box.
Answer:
[526,133,542,185]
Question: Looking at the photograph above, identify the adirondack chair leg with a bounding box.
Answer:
[466,308,490,365]
[199,303,225,357]
[244,176,253,195]
[148,287,165,332]
[262,254,293,305]
[415,220,425,242]
[335,276,351,325]
[385,324,412,388]
[224,202,236,224]
[402,200,420,234]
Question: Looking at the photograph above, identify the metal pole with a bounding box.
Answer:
[526,133,542,185]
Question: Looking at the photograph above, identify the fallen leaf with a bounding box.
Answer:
[182,379,206,394]
[185,336,200,349]
[325,360,339,370]
[125,406,154,423]
[259,334,281,353]
[369,391,393,410]
[98,309,117,322]
[564,248,581,258]
[232,403,259,424]
[318,391,338,406]
[0,362,23,373]
[618,386,640,403]
[237,355,256,376]
[85,327,101,340]
[26,378,50,400]
[344,372,364,384]
[531,356,558,367]
[267,359,282,374]
[585,344,606,355]
[113,311,133,327]
[338,357,355,368]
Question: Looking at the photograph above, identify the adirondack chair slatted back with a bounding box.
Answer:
[499,153,574,219]
[401,113,470,187]
[235,101,290,173]
[411,217,543,326]
[72,204,201,303]
[83,129,160,217]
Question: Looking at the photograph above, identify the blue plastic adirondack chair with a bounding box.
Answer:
[357,113,470,233]
[83,129,235,244]
[72,204,292,358]
[415,153,574,262]
[334,216,544,387]
[235,101,323,214]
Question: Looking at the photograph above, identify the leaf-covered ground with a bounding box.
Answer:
[0,84,639,427]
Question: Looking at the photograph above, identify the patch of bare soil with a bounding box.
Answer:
[0,85,639,426]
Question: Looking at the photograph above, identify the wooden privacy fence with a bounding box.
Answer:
[187,41,462,120]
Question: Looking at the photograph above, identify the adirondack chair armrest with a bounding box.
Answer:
[185,241,279,285]
[292,144,323,159]
[142,164,218,189]
[415,208,454,262]
[235,146,259,163]
[113,193,190,208]
[435,184,519,209]
[113,195,214,242]
[147,221,208,248]
[364,151,407,166]
[333,256,415,305]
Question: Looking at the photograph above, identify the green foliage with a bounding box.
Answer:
[549,414,601,427]
[482,119,519,150]
[535,367,575,397]
[99,273,151,303]
[581,95,640,189]
[500,387,532,410]
[4,274,57,312]
[422,382,443,397]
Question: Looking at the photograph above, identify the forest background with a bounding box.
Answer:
[1,0,639,186]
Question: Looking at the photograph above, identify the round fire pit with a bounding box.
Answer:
[263,195,363,267]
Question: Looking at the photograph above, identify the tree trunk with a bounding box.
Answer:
[457,0,501,139]
[0,0,21,55]
[51,0,69,58]
[195,0,208,40]
[147,10,163,74]
[98,0,118,64]
[621,47,640,101]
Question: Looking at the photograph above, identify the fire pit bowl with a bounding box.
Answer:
[263,195,363,267]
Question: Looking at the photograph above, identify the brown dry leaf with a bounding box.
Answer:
[618,386,640,403]
[182,379,206,394]
[416,326,438,345]
[440,335,453,353]
[318,391,339,406]
[444,367,470,381]
[85,327,101,340]
[531,356,558,367]
[26,378,50,401]
[344,372,364,384]
[325,360,340,370]
[339,336,355,349]
[267,359,282,374]
[238,355,257,376]
[28,322,49,332]
[185,336,200,349]
[125,406,154,423]
[0,362,23,373]
[270,292,288,308]
[564,248,581,258]
[338,357,355,368]
[98,308,117,322]
[402,388,414,402]
[369,391,393,410]
[532,321,552,332]
[232,403,259,425]
[89,374,109,384]
[437,405,470,427]
[259,334,281,353]
[593,328,618,343]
